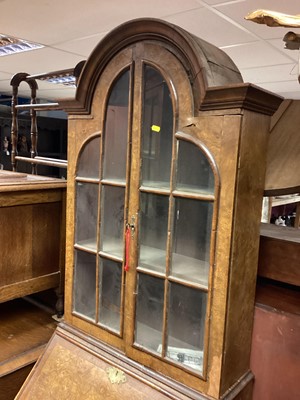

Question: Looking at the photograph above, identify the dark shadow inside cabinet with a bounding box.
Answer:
[0,292,58,400]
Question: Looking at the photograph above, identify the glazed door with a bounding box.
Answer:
[73,43,218,381]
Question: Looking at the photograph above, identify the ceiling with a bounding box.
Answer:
[1,0,300,102]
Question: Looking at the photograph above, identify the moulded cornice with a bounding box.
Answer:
[200,83,284,116]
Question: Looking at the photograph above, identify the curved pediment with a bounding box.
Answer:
[61,18,243,114]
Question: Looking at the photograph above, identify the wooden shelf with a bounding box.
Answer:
[259,223,300,286]
[260,222,300,243]
[0,297,57,400]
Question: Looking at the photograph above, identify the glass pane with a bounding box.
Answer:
[77,136,100,179]
[75,182,98,251]
[100,185,125,259]
[135,274,164,353]
[141,66,173,189]
[73,250,96,320]
[176,140,214,195]
[139,193,168,273]
[171,198,212,287]
[98,258,122,333]
[167,283,207,373]
[102,70,130,183]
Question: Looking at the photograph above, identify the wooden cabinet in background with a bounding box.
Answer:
[258,223,300,287]
[16,18,282,400]
[0,170,66,307]
[0,170,66,399]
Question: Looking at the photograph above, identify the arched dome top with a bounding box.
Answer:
[64,18,243,114]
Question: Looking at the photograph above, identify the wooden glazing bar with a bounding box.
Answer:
[73,244,97,255]
[75,177,100,184]
[172,190,215,201]
[100,179,126,187]
[136,266,166,279]
[167,275,209,292]
[98,252,123,263]
[139,186,170,195]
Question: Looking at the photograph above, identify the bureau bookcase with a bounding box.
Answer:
[16,18,282,400]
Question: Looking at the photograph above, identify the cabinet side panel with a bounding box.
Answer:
[206,114,241,398]
[0,204,33,285]
[32,202,62,276]
[220,111,270,393]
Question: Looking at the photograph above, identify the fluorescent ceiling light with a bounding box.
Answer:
[33,69,76,87]
[0,35,44,56]
[42,75,76,86]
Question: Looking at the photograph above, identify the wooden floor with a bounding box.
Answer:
[0,297,57,399]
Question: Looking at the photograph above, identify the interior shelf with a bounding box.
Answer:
[0,297,57,399]
[139,245,209,287]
